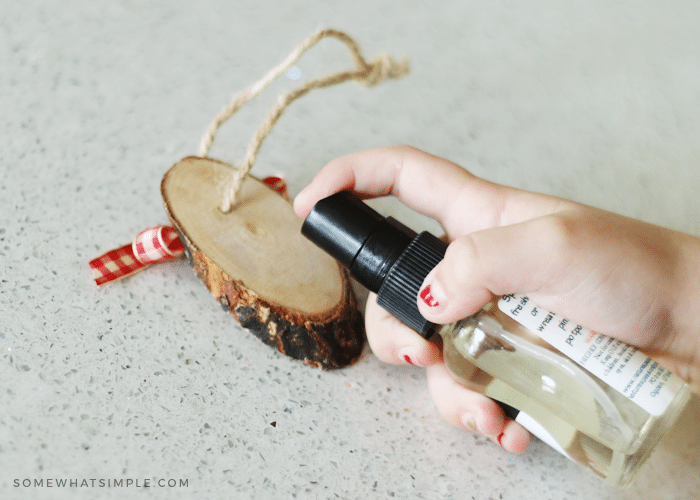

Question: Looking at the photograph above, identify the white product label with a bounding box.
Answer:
[498,294,677,416]
[514,412,574,462]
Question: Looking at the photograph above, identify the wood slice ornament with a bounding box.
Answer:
[156,30,408,368]
[161,156,363,368]
[88,30,408,369]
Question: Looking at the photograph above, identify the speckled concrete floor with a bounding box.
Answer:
[2,2,700,499]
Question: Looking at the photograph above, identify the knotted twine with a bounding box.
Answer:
[197,28,409,213]
[90,29,407,286]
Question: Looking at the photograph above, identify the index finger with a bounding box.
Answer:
[293,145,565,237]
[294,145,472,225]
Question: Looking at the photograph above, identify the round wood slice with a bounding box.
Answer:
[161,156,364,369]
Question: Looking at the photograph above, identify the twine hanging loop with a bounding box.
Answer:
[198,29,409,213]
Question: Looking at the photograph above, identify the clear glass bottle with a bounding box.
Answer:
[439,296,690,487]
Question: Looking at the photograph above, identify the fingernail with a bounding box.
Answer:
[497,432,506,447]
[398,347,418,366]
[419,283,443,308]
[292,188,311,213]
[462,413,480,433]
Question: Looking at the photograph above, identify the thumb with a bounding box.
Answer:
[417,215,571,325]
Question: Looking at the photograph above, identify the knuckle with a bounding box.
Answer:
[392,144,420,155]
[535,213,580,251]
[445,235,482,281]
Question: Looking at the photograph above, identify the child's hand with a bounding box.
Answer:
[294,145,700,453]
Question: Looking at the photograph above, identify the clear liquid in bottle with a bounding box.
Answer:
[439,296,690,487]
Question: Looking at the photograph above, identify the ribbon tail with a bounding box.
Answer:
[89,226,185,286]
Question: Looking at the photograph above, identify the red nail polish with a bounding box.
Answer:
[403,354,414,365]
[419,285,440,307]
[497,432,506,447]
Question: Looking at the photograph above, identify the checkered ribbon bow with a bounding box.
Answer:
[89,175,289,286]
[89,226,185,286]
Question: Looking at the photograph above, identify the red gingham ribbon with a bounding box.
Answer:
[89,175,289,286]
[89,226,185,286]
[262,175,289,200]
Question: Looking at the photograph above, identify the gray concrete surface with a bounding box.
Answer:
[2,1,699,499]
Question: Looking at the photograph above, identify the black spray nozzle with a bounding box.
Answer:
[301,191,447,338]
[301,191,415,292]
